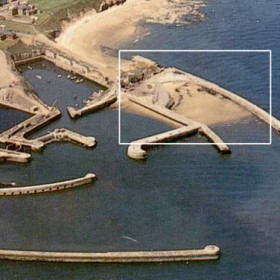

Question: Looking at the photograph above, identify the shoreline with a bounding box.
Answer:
[56,0,206,75]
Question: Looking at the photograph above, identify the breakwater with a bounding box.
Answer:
[0,245,220,262]
[0,173,95,196]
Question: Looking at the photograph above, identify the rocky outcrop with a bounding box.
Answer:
[99,0,126,12]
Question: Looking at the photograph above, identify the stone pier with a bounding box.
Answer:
[127,125,200,159]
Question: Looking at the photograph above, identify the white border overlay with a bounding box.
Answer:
[118,50,272,146]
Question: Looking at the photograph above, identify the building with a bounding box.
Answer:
[18,4,26,15]
[0,30,17,40]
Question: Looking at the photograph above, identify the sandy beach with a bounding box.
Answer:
[0,51,17,89]
[56,0,205,73]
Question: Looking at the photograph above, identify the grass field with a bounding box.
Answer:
[0,39,19,50]
[30,0,103,33]
[30,0,80,12]
[0,20,36,34]
[0,1,103,36]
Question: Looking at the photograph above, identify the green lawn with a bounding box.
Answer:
[0,1,103,35]
[0,20,36,34]
[0,39,19,50]
[30,0,101,12]
[30,0,103,33]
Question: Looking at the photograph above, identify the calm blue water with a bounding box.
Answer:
[0,0,280,279]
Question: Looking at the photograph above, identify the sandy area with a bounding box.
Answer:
[121,79,251,127]
[0,51,17,89]
[166,82,251,125]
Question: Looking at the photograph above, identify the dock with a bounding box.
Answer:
[0,173,95,196]
[0,245,220,262]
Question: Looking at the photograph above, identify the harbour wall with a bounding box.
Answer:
[44,49,109,88]
[12,49,109,88]
[0,173,95,196]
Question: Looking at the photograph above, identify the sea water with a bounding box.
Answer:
[0,0,279,279]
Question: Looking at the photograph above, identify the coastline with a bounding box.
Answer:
[56,0,206,73]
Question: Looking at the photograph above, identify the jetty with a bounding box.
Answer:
[0,245,220,262]
[0,112,61,151]
[128,125,200,159]
[0,173,95,196]
[0,149,31,163]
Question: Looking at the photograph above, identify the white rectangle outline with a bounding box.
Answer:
[118,50,272,146]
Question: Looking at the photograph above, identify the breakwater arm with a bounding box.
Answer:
[0,173,95,196]
[0,245,220,262]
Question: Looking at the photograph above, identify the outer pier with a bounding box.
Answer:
[0,245,220,262]
[127,125,200,159]
[0,173,95,196]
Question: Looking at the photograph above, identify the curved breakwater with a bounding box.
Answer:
[0,173,95,196]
